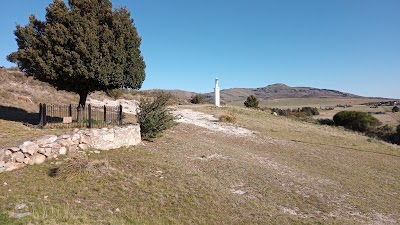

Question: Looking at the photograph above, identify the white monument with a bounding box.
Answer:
[214,78,220,107]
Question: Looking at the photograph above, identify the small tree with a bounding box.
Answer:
[137,92,175,140]
[7,0,145,107]
[333,111,381,132]
[392,106,399,113]
[244,95,259,108]
[190,94,204,104]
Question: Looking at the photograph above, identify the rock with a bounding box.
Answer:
[19,141,39,155]
[44,148,52,157]
[94,150,100,154]
[8,147,20,153]
[60,134,71,139]
[71,133,81,144]
[9,212,32,218]
[58,138,74,147]
[4,162,25,171]
[23,157,30,164]
[38,148,46,154]
[3,150,14,163]
[78,144,90,151]
[15,203,28,210]
[13,152,25,163]
[59,147,67,155]
[68,145,78,153]
[29,154,46,165]
[36,135,58,146]
[80,134,92,145]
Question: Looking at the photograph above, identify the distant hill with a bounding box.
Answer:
[202,83,361,103]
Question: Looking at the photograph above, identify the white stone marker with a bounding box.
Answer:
[214,78,220,107]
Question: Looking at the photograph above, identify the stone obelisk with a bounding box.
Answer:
[214,78,220,107]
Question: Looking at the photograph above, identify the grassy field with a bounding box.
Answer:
[1,105,400,224]
[231,97,400,127]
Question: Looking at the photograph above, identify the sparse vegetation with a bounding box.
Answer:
[392,106,399,112]
[219,110,237,123]
[271,107,320,118]
[137,92,175,140]
[244,95,259,108]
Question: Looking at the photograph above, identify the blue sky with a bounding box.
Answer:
[1,1,399,98]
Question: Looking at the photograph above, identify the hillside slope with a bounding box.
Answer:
[203,83,362,103]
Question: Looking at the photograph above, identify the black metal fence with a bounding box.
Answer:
[39,103,123,128]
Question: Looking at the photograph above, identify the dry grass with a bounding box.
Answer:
[1,105,400,224]
[219,110,237,123]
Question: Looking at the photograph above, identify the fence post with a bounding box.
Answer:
[88,104,92,128]
[39,103,43,127]
[118,104,122,126]
[43,103,47,126]
[103,105,107,124]
[68,104,72,117]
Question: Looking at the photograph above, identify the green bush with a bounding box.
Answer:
[392,106,399,113]
[137,92,175,140]
[190,94,204,104]
[333,111,381,132]
[244,95,259,108]
[318,118,335,126]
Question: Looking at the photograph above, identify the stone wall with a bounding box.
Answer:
[0,125,141,173]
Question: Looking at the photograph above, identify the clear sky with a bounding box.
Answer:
[1,0,399,98]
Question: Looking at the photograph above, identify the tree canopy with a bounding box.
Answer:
[7,0,145,106]
[244,95,259,108]
[333,111,381,132]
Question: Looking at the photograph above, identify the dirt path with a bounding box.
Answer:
[171,108,254,137]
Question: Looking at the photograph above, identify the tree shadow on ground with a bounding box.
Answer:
[0,105,40,125]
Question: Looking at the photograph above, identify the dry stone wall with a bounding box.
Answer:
[0,125,141,173]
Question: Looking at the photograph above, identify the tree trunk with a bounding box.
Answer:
[78,93,88,108]
[77,92,88,122]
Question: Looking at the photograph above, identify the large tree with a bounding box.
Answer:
[7,0,145,107]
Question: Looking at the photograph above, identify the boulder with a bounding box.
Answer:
[60,134,71,139]
[3,150,13,163]
[29,154,46,165]
[38,148,46,154]
[19,141,39,155]
[23,157,30,164]
[71,133,81,144]
[58,139,74,147]
[59,147,67,155]
[78,144,90,151]
[36,135,58,146]
[68,145,78,153]
[5,163,25,171]
[80,134,92,145]
[44,148,53,157]
[8,147,20,153]
[13,152,25,163]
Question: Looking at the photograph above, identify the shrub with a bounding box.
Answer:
[318,118,335,126]
[301,107,319,116]
[219,111,237,123]
[244,95,259,108]
[333,111,381,132]
[392,106,399,113]
[137,92,175,140]
[190,94,204,104]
